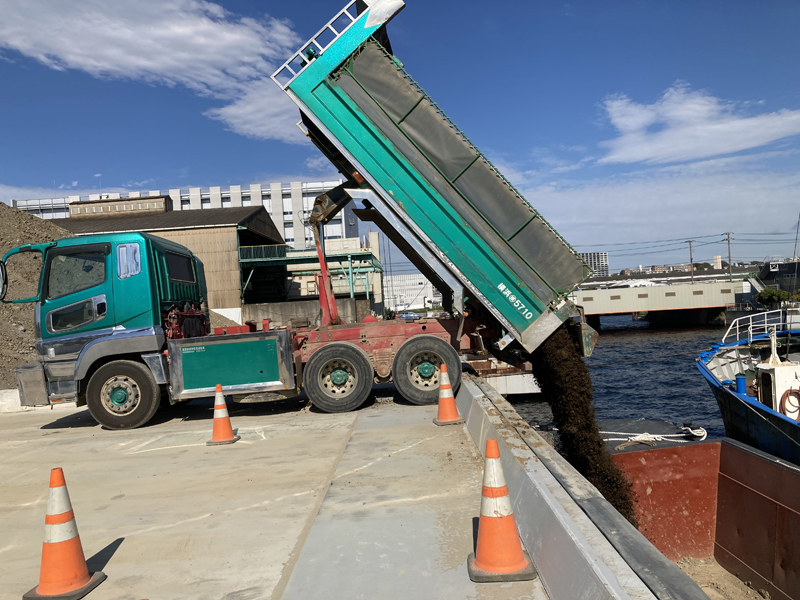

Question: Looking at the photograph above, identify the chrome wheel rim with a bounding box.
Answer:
[100,376,140,416]
[407,351,442,391]
[319,358,357,399]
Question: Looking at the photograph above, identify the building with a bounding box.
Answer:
[52,200,283,311]
[35,189,383,326]
[384,273,442,312]
[758,259,800,295]
[12,180,356,248]
[578,252,609,277]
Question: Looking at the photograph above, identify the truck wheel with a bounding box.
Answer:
[392,335,461,405]
[304,343,372,413]
[86,360,161,429]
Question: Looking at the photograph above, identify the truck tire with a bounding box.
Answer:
[86,360,161,429]
[392,335,461,405]
[304,343,372,413]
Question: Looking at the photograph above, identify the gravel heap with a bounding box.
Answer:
[0,202,73,389]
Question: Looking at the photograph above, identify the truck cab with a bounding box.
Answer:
[1,232,209,428]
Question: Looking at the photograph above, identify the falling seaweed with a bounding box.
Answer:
[529,325,638,527]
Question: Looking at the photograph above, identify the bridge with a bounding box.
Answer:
[568,281,753,320]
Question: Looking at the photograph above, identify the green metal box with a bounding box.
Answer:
[168,330,295,400]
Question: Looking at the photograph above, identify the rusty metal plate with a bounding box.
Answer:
[716,474,777,581]
[613,443,720,560]
[720,442,800,515]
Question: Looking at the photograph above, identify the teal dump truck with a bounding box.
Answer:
[0,233,296,429]
[272,0,591,353]
[0,0,594,430]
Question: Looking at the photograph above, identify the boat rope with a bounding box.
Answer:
[589,349,711,368]
[601,427,707,450]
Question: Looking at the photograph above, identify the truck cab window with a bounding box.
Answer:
[117,243,141,279]
[166,252,195,283]
[49,298,94,332]
[47,250,107,300]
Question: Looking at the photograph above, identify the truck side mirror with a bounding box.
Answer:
[0,261,6,301]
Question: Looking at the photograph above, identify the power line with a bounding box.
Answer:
[574,233,721,248]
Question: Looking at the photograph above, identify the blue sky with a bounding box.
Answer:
[0,0,799,273]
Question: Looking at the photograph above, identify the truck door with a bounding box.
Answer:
[39,243,114,341]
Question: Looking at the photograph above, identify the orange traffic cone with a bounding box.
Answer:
[433,363,464,426]
[24,468,106,600]
[207,385,240,446]
[467,439,537,583]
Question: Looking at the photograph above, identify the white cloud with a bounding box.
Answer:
[305,155,335,172]
[524,155,800,267]
[0,183,127,206]
[94,174,102,178]
[0,0,304,143]
[205,78,302,143]
[599,83,800,164]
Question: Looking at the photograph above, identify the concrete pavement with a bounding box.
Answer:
[0,395,544,600]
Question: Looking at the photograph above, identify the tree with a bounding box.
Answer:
[756,287,790,306]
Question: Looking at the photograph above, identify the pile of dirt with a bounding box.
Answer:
[678,557,770,600]
[530,325,638,526]
[0,202,73,389]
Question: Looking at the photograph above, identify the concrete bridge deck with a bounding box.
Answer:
[570,281,744,315]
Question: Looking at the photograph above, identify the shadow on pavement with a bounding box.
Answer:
[149,394,310,426]
[37,381,423,430]
[39,409,99,430]
[86,537,124,572]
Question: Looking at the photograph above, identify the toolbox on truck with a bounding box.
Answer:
[15,364,49,407]
[168,330,295,400]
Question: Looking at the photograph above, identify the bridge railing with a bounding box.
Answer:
[722,309,785,345]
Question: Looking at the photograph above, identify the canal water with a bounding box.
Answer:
[510,315,727,438]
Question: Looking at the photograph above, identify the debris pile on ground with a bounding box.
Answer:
[209,309,240,330]
[0,202,73,389]
[678,557,769,600]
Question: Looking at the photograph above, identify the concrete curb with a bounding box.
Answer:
[0,389,77,414]
[455,375,648,600]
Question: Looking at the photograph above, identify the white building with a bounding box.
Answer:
[579,252,609,277]
[12,180,357,248]
[384,273,442,312]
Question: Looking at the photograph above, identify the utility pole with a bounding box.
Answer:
[687,240,695,283]
[725,232,733,282]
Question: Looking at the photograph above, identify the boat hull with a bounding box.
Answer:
[710,383,800,466]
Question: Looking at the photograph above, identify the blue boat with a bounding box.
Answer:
[697,309,800,465]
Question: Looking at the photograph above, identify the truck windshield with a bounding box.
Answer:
[47,250,107,300]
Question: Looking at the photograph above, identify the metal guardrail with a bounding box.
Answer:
[239,244,371,261]
[722,309,785,344]
[240,245,289,260]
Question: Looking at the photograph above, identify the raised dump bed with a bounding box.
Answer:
[272,0,590,352]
